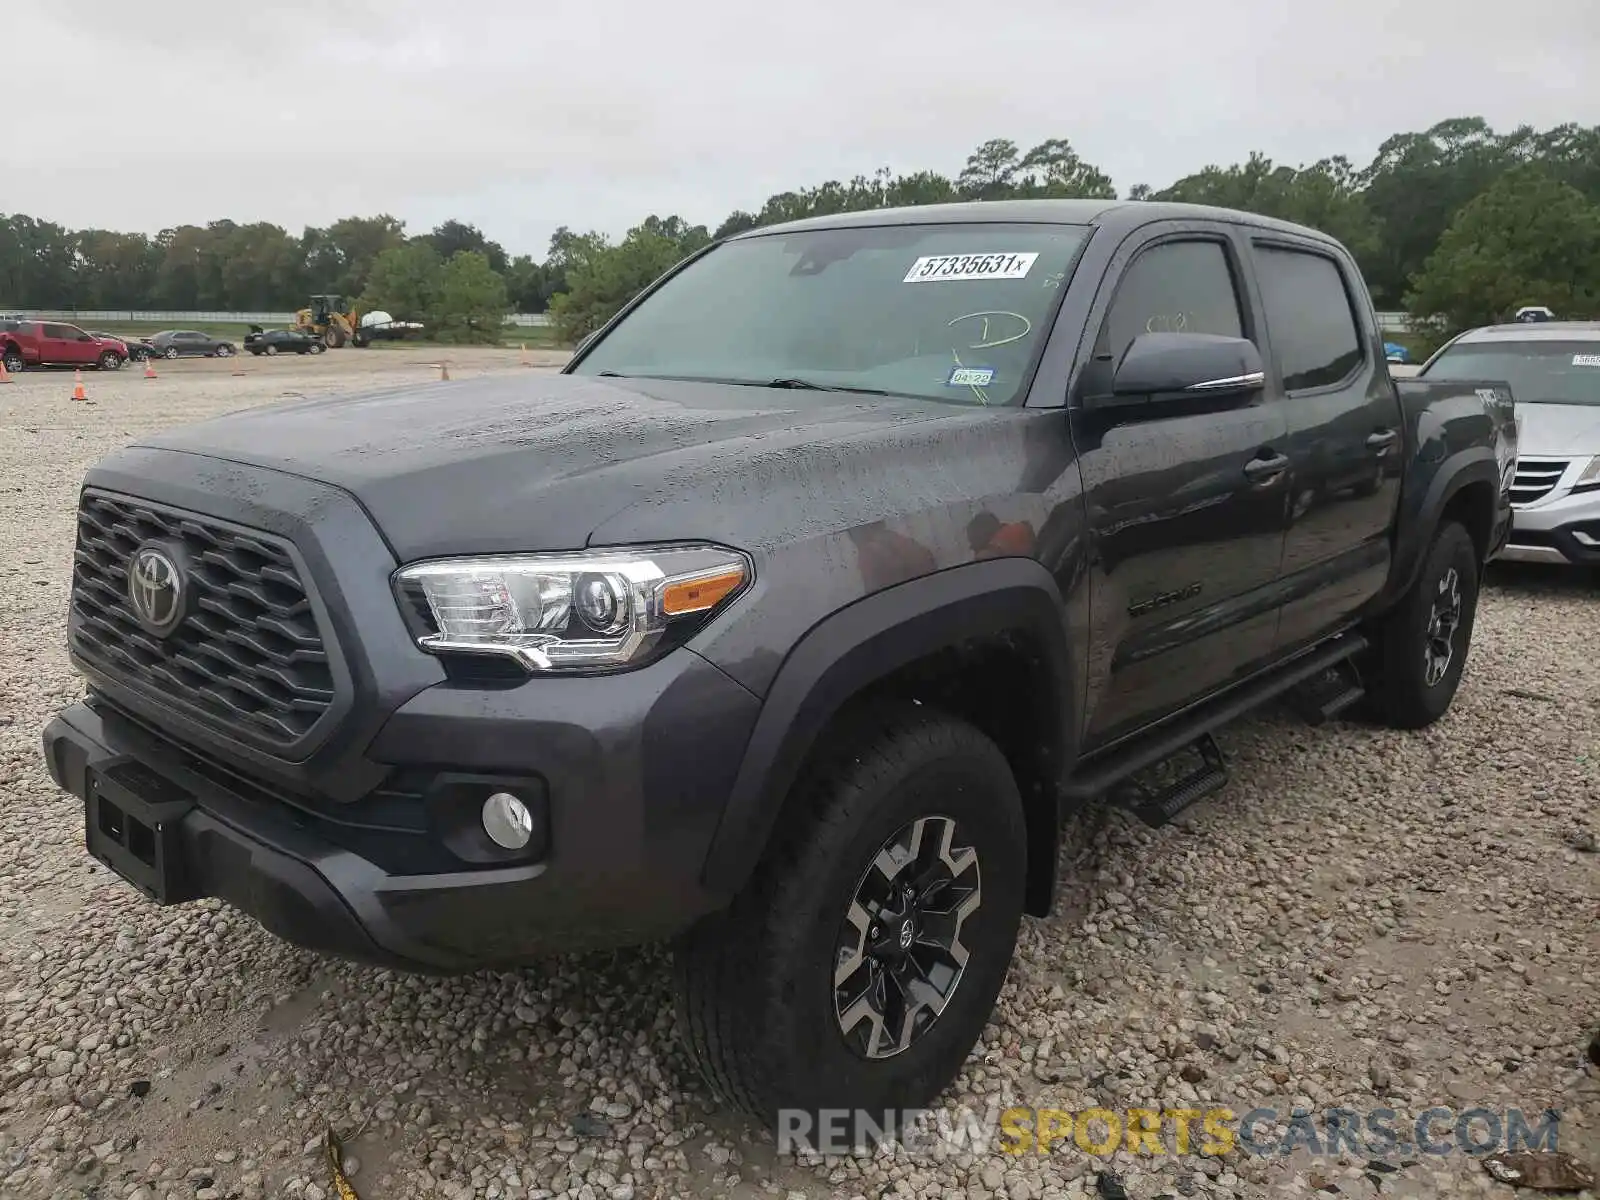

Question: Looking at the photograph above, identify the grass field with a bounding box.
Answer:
[81,319,566,351]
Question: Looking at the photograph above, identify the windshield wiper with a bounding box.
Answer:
[765,377,893,395]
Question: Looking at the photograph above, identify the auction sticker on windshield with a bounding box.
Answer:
[1573,354,1600,367]
[904,253,1038,283]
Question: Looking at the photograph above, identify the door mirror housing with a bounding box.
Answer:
[1086,332,1265,411]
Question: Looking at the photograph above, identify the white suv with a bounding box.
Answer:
[1417,322,1600,567]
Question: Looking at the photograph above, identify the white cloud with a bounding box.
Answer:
[12,0,1599,256]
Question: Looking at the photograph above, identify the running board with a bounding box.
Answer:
[1285,660,1366,726]
[1111,733,1228,826]
[1063,631,1368,803]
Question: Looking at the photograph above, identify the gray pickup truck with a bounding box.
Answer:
[43,199,1515,1127]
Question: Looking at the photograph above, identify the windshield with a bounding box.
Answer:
[570,221,1091,405]
[1422,339,1600,407]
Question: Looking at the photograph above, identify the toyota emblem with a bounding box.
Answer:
[127,544,185,636]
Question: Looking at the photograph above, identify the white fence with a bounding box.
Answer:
[3,308,554,327]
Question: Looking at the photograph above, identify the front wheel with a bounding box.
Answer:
[673,701,1026,1129]
[265,344,279,356]
[163,347,179,360]
[308,342,326,354]
[215,344,233,357]
[98,351,122,370]
[1362,520,1481,729]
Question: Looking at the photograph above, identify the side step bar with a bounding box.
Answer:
[1111,733,1229,826]
[1063,631,1369,816]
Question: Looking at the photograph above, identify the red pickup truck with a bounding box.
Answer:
[0,320,128,373]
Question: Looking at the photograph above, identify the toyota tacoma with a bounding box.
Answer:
[42,199,1516,1127]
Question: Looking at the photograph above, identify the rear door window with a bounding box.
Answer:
[1253,245,1365,390]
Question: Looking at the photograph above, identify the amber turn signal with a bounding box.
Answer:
[662,566,746,616]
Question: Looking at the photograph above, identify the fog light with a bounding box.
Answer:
[482,791,533,850]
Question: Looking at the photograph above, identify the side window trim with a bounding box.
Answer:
[1248,236,1368,397]
[1095,231,1251,357]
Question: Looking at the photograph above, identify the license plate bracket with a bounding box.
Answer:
[85,759,199,905]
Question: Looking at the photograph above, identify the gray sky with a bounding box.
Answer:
[14,0,1599,259]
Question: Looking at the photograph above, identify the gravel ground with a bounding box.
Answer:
[1,355,1596,1200]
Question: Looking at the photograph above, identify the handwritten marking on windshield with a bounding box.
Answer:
[948,311,1031,349]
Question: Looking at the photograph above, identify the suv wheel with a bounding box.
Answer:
[1363,519,1480,729]
[674,701,1026,1129]
[98,351,122,370]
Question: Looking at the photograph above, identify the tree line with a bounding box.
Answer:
[4,116,1597,346]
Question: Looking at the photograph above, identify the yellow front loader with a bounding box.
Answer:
[292,294,370,348]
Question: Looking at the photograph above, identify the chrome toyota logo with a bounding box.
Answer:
[127,545,185,635]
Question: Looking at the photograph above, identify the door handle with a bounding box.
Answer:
[1244,451,1290,484]
[1367,429,1398,452]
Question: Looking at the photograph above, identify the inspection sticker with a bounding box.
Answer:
[904,252,1038,283]
[948,365,996,387]
[1573,354,1600,367]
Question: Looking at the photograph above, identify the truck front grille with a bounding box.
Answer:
[1509,458,1569,507]
[70,491,336,748]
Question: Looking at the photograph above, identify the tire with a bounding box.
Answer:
[673,701,1027,1131]
[308,342,326,355]
[98,351,121,370]
[2,349,24,374]
[1363,520,1480,729]
[324,327,345,349]
[163,347,179,360]
[265,344,279,356]
[215,344,233,357]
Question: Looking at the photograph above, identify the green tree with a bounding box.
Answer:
[361,242,442,320]
[1405,165,1600,333]
[548,224,688,344]
[957,138,1021,199]
[301,215,407,299]
[1357,117,1517,306]
[1015,138,1116,199]
[423,219,508,274]
[429,250,510,343]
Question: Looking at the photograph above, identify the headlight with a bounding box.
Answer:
[394,544,751,673]
[1574,456,1600,492]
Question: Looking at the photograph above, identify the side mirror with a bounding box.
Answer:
[1086,332,1264,411]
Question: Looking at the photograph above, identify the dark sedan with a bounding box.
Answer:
[244,327,327,356]
[89,332,157,362]
[149,330,237,359]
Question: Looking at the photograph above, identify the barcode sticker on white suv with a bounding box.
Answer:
[903,253,1038,283]
[1572,354,1600,367]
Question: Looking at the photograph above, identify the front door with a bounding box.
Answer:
[1071,229,1290,746]
[1244,237,1405,653]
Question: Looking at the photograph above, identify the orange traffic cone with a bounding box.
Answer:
[143,358,157,379]
[72,369,87,401]
[0,359,11,384]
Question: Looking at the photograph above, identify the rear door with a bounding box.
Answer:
[1071,223,1291,745]
[40,323,81,365]
[1245,237,1405,653]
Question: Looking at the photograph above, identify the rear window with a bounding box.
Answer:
[1422,339,1600,407]
[572,221,1091,406]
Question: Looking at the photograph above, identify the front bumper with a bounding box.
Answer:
[42,647,760,974]
[1501,484,1600,566]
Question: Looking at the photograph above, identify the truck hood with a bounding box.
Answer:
[133,372,979,560]
[1515,401,1600,457]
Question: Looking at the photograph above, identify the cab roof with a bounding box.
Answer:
[729,198,1344,247]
